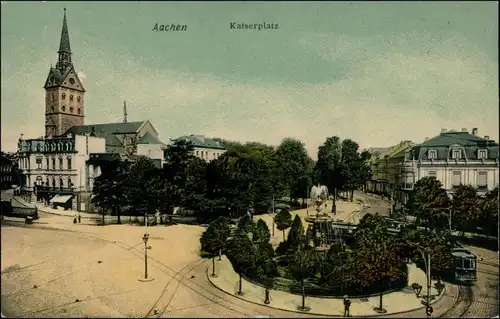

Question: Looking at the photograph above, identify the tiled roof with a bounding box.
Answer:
[172,134,227,150]
[64,121,146,152]
[138,132,165,145]
[411,131,499,160]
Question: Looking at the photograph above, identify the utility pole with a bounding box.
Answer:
[272,194,275,236]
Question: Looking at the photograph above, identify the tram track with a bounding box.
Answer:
[439,285,474,318]
[53,230,251,317]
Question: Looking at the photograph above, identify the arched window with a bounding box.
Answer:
[70,107,74,113]
[62,105,66,112]
[62,93,66,100]
[51,144,56,151]
[52,93,55,101]
[36,144,41,152]
[77,108,81,114]
[51,105,54,112]
[46,178,49,187]
[44,144,49,152]
[36,176,43,185]
[57,143,61,152]
[77,96,81,102]
[52,178,56,187]
[68,177,73,188]
[59,178,63,188]
[70,95,73,101]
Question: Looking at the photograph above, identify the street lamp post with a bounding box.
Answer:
[412,249,433,318]
[143,233,150,279]
[137,233,154,282]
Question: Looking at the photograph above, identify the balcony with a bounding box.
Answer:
[35,186,76,194]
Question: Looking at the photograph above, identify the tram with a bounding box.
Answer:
[448,248,477,284]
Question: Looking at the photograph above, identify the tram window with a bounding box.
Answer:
[463,259,472,269]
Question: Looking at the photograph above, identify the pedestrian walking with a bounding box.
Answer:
[78,214,81,224]
[343,295,351,317]
[73,214,77,224]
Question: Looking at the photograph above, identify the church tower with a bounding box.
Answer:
[44,8,86,138]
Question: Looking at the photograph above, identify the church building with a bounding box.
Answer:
[17,9,165,212]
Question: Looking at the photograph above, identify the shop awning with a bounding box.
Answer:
[49,195,73,204]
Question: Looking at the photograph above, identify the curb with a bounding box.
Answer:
[206,265,450,318]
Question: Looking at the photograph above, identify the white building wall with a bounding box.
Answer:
[402,159,498,193]
[192,147,226,162]
[137,144,164,160]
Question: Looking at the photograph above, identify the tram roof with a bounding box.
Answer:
[452,249,476,259]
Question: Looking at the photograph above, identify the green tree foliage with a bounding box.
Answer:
[123,157,159,219]
[200,216,231,275]
[478,187,499,236]
[225,228,256,293]
[289,247,317,310]
[452,184,480,233]
[315,136,343,208]
[254,219,271,245]
[287,215,306,251]
[406,177,451,228]
[274,209,293,241]
[237,214,254,233]
[276,138,313,201]
[397,226,453,277]
[91,159,129,224]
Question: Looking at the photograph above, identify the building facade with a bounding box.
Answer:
[399,128,499,203]
[170,134,227,162]
[0,152,19,190]
[17,134,106,210]
[44,9,86,138]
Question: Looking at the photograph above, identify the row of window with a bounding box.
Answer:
[428,149,488,160]
[426,170,489,188]
[52,93,81,103]
[35,176,73,188]
[0,166,12,172]
[33,142,74,153]
[20,157,72,170]
[50,105,81,114]
[195,150,223,159]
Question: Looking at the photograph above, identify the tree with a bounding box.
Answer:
[200,216,231,276]
[274,209,293,241]
[452,184,480,234]
[406,177,450,229]
[237,214,254,233]
[253,219,271,245]
[287,215,306,251]
[315,136,343,213]
[91,159,129,224]
[181,157,209,217]
[160,139,196,214]
[289,247,317,311]
[123,157,159,223]
[276,138,312,202]
[478,187,499,236]
[225,229,256,295]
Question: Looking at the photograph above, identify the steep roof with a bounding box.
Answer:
[138,132,165,145]
[411,131,499,160]
[64,121,146,152]
[58,9,71,54]
[172,134,227,150]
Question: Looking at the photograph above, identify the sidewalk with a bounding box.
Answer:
[209,256,448,317]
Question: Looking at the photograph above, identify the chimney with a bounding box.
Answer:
[472,128,478,136]
[484,136,489,140]
[440,128,447,133]
[461,128,467,132]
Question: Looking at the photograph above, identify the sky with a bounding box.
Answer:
[1,1,498,159]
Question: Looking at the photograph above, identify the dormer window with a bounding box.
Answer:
[452,149,462,159]
[428,150,437,160]
[478,149,488,159]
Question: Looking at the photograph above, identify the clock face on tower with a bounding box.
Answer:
[69,78,75,84]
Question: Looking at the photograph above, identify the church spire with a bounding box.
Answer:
[56,8,73,73]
